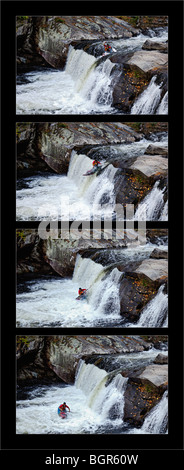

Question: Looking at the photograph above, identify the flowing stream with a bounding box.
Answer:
[16,348,168,435]
[16,238,168,328]
[16,132,168,222]
[16,28,168,115]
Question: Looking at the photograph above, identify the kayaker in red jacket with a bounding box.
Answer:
[78,288,87,297]
[92,160,101,169]
[59,402,70,412]
[104,43,112,53]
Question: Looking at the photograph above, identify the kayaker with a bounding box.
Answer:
[104,43,112,53]
[78,287,87,297]
[59,402,70,412]
[92,160,101,169]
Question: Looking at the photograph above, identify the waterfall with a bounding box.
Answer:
[134,181,167,221]
[16,47,116,115]
[73,255,121,317]
[156,91,168,114]
[75,359,127,420]
[65,47,97,92]
[131,76,164,115]
[65,46,115,109]
[135,285,168,327]
[68,151,117,217]
[141,391,168,434]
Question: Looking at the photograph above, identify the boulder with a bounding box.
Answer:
[150,248,168,259]
[123,363,168,426]
[144,144,168,156]
[142,40,168,53]
[119,258,168,322]
[130,155,168,177]
[16,230,54,275]
[135,258,168,281]
[138,364,168,387]
[125,50,168,74]
[154,354,168,364]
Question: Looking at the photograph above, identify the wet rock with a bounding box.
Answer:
[111,50,168,112]
[16,335,154,385]
[16,230,54,275]
[146,229,168,244]
[138,364,168,387]
[154,354,168,364]
[130,154,168,177]
[135,258,168,281]
[119,272,156,322]
[17,122,141,176]
[126,50,168,74]
[17,336,58,384]
[17,16,138,69]
[144,144,168,156]
[142,40,168,53]
[150,248,168,259]
[47,335,153,382]
[123,365,168,427]
[118,258,168,322]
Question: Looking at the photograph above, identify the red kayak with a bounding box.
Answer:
[83,167,98,176]
[58,408,67,419]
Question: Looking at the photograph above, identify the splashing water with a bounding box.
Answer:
[16,151,118,221]
[135,285,168,327]
[131,76,164,115]
[134,181,167,221]
[16,255,122,328]
[16,47,116,115]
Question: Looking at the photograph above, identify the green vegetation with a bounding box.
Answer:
[17,336,30,347]
[17,16,29,20]
[16,230,26,241]
[55,17,65,24]
[116,16,139,27]
[57,123,68,129]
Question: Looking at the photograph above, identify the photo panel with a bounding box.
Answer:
[16,334,168,435]
[16,15,168,116]
[16,121,168,222]
[16,228,168,329]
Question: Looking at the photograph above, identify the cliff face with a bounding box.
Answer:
[17,16,138,69]
[17,122,141,177]
[16,335,160,384]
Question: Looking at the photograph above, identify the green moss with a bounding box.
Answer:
[17,16,29,20]
[16,230,26,241]
[17,336,30,347]
[57,123,68,129]
[55,17,65,24]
